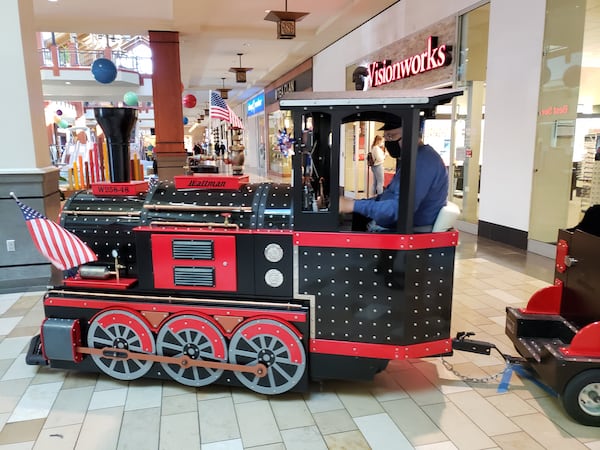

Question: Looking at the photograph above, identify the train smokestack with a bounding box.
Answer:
[94,107,138,183]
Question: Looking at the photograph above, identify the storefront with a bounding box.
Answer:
[264,59,312,179]
[244,92,266,177]
[315,0,600,255]
[342,14,460,201]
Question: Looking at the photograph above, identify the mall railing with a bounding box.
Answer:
[39,47,152,74]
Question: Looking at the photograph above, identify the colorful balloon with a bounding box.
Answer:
[183,116,189,125]
[56,109,63,116]
[91,58,117,84]
[182,94,197,108]
[123,91,138,106]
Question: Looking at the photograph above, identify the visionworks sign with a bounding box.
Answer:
[368,36,452,88]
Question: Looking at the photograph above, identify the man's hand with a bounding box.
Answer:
[338,196,355,214]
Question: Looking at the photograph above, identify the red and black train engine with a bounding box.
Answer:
[28,90,462,395]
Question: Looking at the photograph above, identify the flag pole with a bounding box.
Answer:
[208,90,213,157]
[9,192,18,201]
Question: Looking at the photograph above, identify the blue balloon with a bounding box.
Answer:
[183,116,189,125]
[91,58,118,84]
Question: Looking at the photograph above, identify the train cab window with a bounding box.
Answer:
[292,113,337,231]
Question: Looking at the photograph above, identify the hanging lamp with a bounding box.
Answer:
[264,0,309,39]
[229,53,253,83]
[217,77,231,99]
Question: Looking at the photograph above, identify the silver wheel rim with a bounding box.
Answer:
[228,319,305,394]
[157,315,227,387]
[87,309,155,380]
[578,382,600,417]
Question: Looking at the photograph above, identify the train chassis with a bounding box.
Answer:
[32,289,309,395]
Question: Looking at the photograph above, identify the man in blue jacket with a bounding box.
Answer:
[339,120,448,232]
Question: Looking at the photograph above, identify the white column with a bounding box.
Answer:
[0,0,52,170]
[0,0,61,290]
[478,0,546,233]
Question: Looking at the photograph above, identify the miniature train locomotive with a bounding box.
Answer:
[26,90,463,395]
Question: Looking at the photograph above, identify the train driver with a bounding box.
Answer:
[338,120,448,233]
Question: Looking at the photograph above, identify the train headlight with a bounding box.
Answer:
[265,269,284,287]
[264,243,284,262]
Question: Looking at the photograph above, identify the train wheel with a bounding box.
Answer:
[228,318,306,395]
[562,369,600,426]
[156,315,227,387]
[87,309,155,381]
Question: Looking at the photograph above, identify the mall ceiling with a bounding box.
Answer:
[33,0,399,107]
[32,0,600,112]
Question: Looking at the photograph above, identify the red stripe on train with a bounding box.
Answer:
[310,338,452,359]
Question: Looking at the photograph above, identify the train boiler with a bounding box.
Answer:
[26,89,464,395]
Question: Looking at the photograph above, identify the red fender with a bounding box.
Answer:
[561,321,600,357]
[522,283,562,315]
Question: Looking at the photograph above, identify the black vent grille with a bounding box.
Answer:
[174,266,215,287]
[172,240,214,260]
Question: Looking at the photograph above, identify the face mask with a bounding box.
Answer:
[385,139,402,158]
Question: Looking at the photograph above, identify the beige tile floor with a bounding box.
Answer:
[1,232,600,449]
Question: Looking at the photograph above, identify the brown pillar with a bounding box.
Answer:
[148,31,187,180]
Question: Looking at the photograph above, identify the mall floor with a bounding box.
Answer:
[1,231,600,449]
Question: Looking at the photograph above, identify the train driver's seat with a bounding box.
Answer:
[432,202,461,232]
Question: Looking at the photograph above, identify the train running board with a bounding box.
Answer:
[76,346,268,377]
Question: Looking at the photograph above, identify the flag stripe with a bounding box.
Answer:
[32,220,75,270]
[229,107,244,129]
[47,221,78,269]
[28,222,66,270]
[52,220,91,267]
[15,198,97,271]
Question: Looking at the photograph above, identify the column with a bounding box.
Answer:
[148,31,187,180]
[0,0,61,290]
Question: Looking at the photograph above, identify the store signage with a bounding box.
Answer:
[247,94,265,117]
[369,36,452,88]
[539,104,569,116]
[275,81,295,100]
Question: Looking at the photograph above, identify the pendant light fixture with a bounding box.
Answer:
[217,77,231,99]
[264,0,309,39]
[229,53,253,83]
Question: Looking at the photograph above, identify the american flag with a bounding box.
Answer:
[13,196,97,271]
[147,176,160,191]
[229,109,244,130]
[210,91,244,129]
[210,91,231,122]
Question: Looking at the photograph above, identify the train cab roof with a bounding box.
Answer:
[279,88,462,110]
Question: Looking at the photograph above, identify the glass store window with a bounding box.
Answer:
[562,0,600,231]
[268,110,293,179]
[454,3,490,226]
